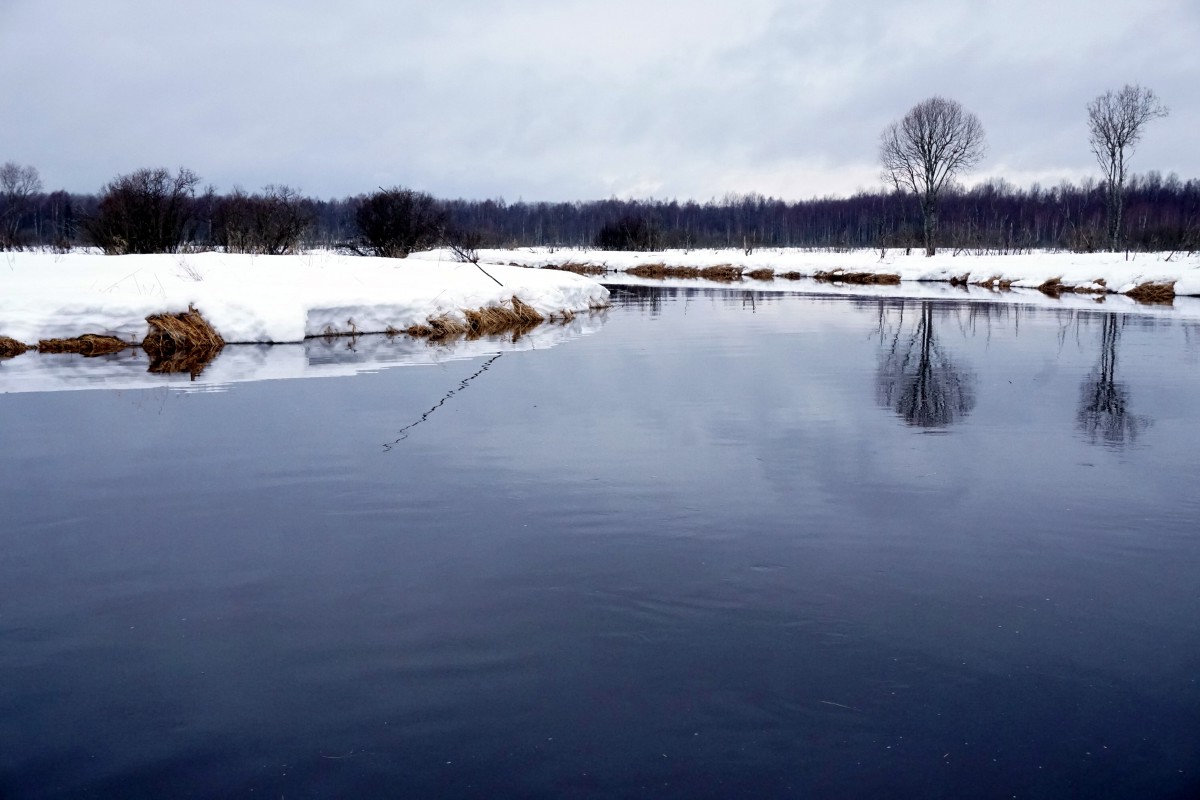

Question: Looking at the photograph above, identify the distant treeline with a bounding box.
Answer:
[2,168,1197,254]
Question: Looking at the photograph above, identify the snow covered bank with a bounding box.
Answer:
[0,310,608,394]
[0,251,610,344]
[454,247,1200,298]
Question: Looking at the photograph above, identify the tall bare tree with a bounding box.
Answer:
[880,96,986,256]
[1087,84,1169,252]
[0,161,43,249]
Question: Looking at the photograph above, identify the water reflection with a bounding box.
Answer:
[1076,315,1150,446]
[875,302,977,428]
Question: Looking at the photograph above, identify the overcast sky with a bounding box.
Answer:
[2,0,1196,201]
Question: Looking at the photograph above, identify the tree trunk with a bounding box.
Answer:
[922,194,938,256]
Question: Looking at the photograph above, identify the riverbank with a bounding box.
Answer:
[0,251,610,348]
[440,247,1200,299]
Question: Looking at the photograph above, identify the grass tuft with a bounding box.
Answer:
[625,263,744,282]
[746,268,776,281]
[813,270,901,285]
[463,296,545,338]
[975,275,1014,290]
[142,306,225,375]
[545,262,608,275]
[38,334,130,356]
[1126,281,1176,304]
[1,336,32,358]
[1037,277,1064,295]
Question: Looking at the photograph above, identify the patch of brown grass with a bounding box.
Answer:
[1126,281,1176,304]
[142,306,225,376]
[975,275,1015,290]
[626,262,679,278]
[624,263,744,281]
[406,314,468,341]
[1,336,31,358]
[464,296,545,338]
[1071,279,1108,295]
[38,334,130,356]
[777,271,803,280]
[544,262,608,276]
[1037,277,1064,295]
[699,264,744,282]
[813,270,901,285]
[143,306,225,357]
[746,268,775,281]
[403,296,573,342]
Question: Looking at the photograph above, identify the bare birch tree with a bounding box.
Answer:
[880,97,986,256]
[1087,84,1169,252]
[0,162,43,249]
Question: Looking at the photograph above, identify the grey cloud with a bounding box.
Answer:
[1,0,1195,200]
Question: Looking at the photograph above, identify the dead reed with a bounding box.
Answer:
[0,336,31,358]
[406,314,468,340]
[142,306,225,376]
[813,270,901,285]
[142,306,225,358]
[699,264,744,282]
[626,263,681,278]
[624,263,744,282]
[38,334,130,356]
[746,268,776,281]
[544,262,608,276]
[1126,281,1176,304]
[1037,277,1064,295]
[974,275,1014,290]
[1072,279,1108,295]
[463,296,545,337]
[777,271,803,280]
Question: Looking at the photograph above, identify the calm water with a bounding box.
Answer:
[2,289,1199,799]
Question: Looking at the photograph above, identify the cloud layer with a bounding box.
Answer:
[2,0,1196,200]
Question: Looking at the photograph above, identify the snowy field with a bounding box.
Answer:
[0,250,609,345]
[447,246,1200,298]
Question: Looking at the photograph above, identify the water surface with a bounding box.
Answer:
[2,289,1198,798]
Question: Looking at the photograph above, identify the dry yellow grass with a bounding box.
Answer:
[813,270,901,285]
[0,336,31,358]
[778,271,803,280]
[1126,281,1176,304]
[143,306,225,357]
[974,275,1014,290]
[38,334,130,356]
[141,306,226,375]
[699,264,744,282]
[1037,277,1065,295]
[544,262,608,276]
[746,268,776,281]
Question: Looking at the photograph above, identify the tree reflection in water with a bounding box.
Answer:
[876,302,976,428]
[1077,314,1149,446]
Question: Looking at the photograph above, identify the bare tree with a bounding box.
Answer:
[0,161,43,249]
[1087,84,1169,252]
[212,185,313,254]
[83,167,201,254]
[880,96,986,256]
[352,187,446,258]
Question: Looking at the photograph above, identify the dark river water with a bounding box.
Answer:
[2,288,1199,799]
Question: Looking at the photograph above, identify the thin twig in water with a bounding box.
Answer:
[818,700,861,712]
[383,354,502,450]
